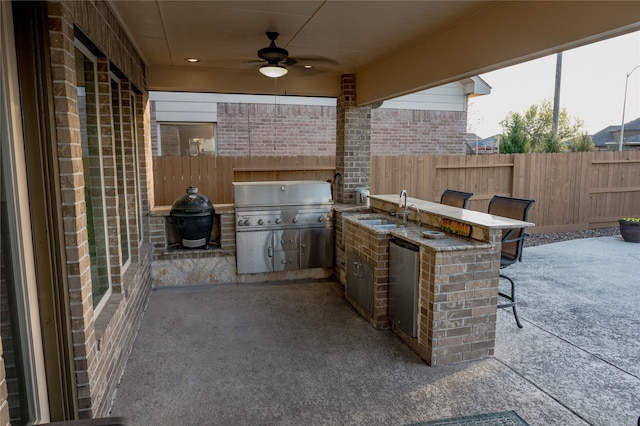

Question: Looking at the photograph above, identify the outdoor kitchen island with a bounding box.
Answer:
[338,194,534,366]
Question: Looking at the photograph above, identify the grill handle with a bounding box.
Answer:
[268,246,273,258]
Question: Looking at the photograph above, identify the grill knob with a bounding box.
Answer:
[275,218,281,224]
[292,217,298,223]
[243,219,250,226]
[258,219,264,225]
[238,220,243,226]
[317,216,324,222]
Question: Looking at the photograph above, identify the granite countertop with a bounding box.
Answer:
[331,203,370,213]
[389,224,492,251]
[370,194,534,230]
[342,212,491,252]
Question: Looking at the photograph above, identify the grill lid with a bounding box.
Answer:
[233,180,332,208]
[170,187,214,216]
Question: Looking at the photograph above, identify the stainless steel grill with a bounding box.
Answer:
[233,180,333,274]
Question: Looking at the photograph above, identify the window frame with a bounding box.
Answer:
[132,92,144,244]
[110,73,131,270]
[75,40,112,316]
[157,121,217,157]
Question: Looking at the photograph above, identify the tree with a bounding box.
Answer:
[498,113,530,154]
[498,98,585,153]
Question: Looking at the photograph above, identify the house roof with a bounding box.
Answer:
[591,117,640,147]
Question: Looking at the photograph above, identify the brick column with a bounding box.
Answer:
[335,74,372,204]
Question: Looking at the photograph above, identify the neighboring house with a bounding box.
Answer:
[591,117,640,150]
[465,133,499,154]
[150,76,491,157]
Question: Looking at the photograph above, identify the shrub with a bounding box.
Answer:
[570,133,595,152]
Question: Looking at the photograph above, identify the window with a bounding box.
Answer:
[158,122,215,156]
[75,43,112,311]
[111,75,131,268]
[132,93,143,243]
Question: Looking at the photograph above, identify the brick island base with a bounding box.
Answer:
[338,194,532,366]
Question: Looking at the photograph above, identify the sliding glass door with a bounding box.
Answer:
[0,2,50,423]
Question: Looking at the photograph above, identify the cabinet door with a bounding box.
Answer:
[236,231,273,274]
[273,250,299,272]
[346,253,374,316]
[273,229,298,251]
[300,227,334,269]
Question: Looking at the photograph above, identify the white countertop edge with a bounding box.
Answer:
[150,203,235,216]
[370,194,535,229]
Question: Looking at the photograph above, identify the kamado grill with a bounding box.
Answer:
[233,180,334,275]
[170,186,215,249]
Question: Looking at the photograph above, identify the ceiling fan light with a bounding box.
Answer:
[259,64,288,78]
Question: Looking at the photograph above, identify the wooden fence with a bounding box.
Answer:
[152,155,336,206]
[153,151,640,233]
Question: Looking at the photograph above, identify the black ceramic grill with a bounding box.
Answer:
[170,187,215,249]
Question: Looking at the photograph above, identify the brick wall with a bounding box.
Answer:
[343,218,393,329]
[371,109,467,155]
[213,103,337,156]
[335,74,372,204]
[148,211,233,261]
[46,0,153,419]
[418,246,500,365]
[151,96,468,158]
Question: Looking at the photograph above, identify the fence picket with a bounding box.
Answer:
[152,152,640,232]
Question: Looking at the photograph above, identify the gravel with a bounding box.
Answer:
[524,227,619,247]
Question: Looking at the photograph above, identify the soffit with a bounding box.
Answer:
[108,1,640,104]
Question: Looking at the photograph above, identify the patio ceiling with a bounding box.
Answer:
[109,1,640,105]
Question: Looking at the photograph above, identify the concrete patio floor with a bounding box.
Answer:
[109,235,640,426]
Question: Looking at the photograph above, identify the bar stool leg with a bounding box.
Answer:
[498,273,523,328]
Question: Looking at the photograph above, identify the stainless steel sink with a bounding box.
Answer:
[359,219,393,225]
[374,223,399,229]
[358,218,400,229]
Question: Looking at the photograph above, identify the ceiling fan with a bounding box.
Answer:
[256,31,291,78]
[253,31,339,78]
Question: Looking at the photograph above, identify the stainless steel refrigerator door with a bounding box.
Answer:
[389,239,419,337]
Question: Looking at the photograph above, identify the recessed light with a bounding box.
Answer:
[185,58,200,63]
[303,65,313,69]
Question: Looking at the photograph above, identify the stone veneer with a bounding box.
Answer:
[149,204,332,286]
[149,204,235,287]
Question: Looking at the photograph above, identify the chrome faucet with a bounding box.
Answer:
[408,203,421,226]
[399,190,408,224]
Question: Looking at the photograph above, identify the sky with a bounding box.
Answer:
[467,30,640,138]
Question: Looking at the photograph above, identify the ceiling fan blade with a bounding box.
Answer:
[286,56,339,68]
